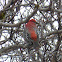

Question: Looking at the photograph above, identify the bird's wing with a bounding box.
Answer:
[23,27,33,44]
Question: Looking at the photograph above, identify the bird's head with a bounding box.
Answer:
[29,19,36,23]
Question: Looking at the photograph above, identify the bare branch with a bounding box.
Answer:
[0,8,38,27]
[0,44,28,56]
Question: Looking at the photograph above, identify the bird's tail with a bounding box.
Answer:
[33,41,40,50]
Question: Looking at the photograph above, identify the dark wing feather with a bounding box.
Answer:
[23,27,33,45]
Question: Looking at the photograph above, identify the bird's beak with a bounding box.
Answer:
[33,21,40,26]
[33,21,37,24]
[35,22,41,26]
[33,21,38,24]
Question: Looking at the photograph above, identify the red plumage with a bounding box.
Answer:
[25,19,37,41]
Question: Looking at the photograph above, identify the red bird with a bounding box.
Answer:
[24,19,40,50]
